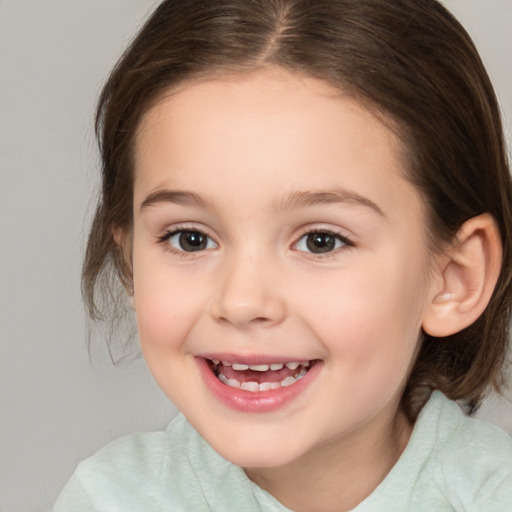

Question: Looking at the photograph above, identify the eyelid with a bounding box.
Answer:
[157,221,215,239]
[291,226,355,256]
[154,222,354,259]
[168,230,218,250]
[156,224,219,256]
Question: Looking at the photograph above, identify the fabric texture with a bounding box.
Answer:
[53,391,512,511]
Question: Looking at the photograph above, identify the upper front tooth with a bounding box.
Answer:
[221,361,306,371]
[249,364,270,371]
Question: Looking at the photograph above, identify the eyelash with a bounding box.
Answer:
[293,228,355,257]
[157,226,218,258]
[156,227,355,258]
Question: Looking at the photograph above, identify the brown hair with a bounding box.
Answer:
[83,0,512,418]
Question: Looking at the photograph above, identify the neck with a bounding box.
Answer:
[244,407,412,512]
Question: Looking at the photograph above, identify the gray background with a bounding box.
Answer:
[1,1,511,511]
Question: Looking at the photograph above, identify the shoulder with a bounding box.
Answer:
[53,415,187,511]
[54,414,288,512]
[74,428,166,483]
[429,392,512,511]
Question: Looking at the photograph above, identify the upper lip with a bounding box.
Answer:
[197,353,314,365]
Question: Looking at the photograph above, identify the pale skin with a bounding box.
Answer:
[120,68,502,511]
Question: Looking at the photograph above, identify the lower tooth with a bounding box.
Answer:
[259,381,280,391]
[218,370,307,392]
[218,373,241,388]
[258,382,273,392]
[296,368,307,380]
[281,376,297,387]
[227,378,241,388]
[241,381,259,392]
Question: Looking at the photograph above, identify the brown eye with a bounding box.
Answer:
[168,230,217,252]
[296,231,348,254]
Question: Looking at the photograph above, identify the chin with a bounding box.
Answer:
[220,445,299,469]
[200,424,311,469]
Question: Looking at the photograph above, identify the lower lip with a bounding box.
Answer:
[196,357,322,413]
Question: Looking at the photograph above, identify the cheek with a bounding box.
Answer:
[132,269,202,403]
[132,257,196,353]
[302,254,427,374]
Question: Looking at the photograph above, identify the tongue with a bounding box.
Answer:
[218,365,300,383]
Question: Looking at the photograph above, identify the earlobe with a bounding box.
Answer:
[112,226,125,248]
[422,213,502,337]
[112,226,135,298]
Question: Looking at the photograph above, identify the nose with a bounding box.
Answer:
[209,253,286,329]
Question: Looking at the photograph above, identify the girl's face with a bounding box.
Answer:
[131,69,437,468]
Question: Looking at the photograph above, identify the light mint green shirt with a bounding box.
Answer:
[53,391,512,511]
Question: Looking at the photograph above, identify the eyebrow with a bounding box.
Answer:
[140,189,211,211]
[140,187,384,217]
[275,189,385,216]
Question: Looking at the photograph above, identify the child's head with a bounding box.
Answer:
[84,0,511,444]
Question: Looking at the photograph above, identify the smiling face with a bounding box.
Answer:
[130,68,436,469]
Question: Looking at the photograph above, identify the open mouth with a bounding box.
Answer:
[207,359,317,393]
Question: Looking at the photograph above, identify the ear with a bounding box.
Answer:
[112,226,135,299]
[422,213,502,337]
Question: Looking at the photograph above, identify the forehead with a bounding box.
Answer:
[134,68,404,163]
[132,68,421,221]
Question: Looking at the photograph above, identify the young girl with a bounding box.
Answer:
[54,0,512,510]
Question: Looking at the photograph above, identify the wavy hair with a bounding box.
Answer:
[83,0,512,418]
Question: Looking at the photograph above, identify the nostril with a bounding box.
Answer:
[251,317,272,324]
[209,281,287,328]
[216,314,274,328]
